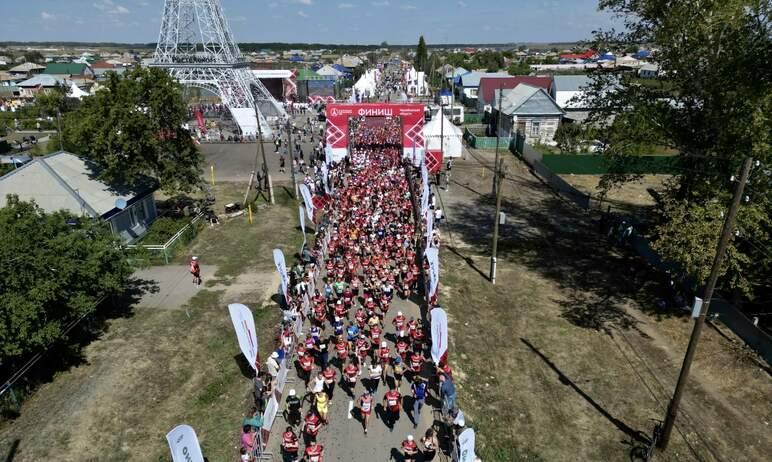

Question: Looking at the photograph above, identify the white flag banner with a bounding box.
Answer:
[324,146,334,165]
[166,425,205,462]
[299,206,307,251]
[426,247,440,298]
[320,162,330,194]
[430,306,448,364]
[456,428,476,462]
[273,248,289,300]
[421,160,430,216]
[425,207,434,248]
[228,303,259,371]
[299,183,315,222]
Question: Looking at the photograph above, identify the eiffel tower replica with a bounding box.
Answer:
[150,0,285,136]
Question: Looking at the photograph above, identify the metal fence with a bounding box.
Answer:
[125,213,204,265]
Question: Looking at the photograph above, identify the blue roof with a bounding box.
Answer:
[289,55,304,62]
[332,64,350,72]
[637,50,651,58]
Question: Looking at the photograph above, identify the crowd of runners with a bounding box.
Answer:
[237,115,458,462]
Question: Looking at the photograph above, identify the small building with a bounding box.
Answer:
[491,84,564,145]
[455,71,509,103]
[477,76,553,114]
[43,62,94,79]
[16,74,67,99]
[638,63,659,78]
[90,60,126,79]
[7,62,46,78]
[551,74,592,110]
[0,151,158,242]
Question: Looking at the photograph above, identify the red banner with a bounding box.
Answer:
[425,150,443,174]
[325,103,425,155]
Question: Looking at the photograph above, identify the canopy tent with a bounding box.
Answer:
[316,64,343,77]
[67,83,90,99]
[424,114,463,158]
[353,70,378,98]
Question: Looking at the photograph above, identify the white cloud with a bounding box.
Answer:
[401,4,417,9]
[231,15,248,22]
[297,10,309,17]
[41,11,55,20]
[268,2,278,8]
[93,0,130,15]
[338,2,354,8]
[457,1,467,7]
[371,1,390,6]
[297,0,313,5]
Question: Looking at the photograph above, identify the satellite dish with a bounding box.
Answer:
[115,198,128,210]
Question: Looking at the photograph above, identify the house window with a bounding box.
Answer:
[530,121,541,136]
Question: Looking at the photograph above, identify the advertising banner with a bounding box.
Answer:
[425,207,434,248]
[299,206,307,251]
[426,247,439,298]
[273,249,289,300]
[166,425,205,462]
[227,303,259,372]
[299,183,314,222]
[456,428,477,462]
[325,103,425,158]
[430,306,448,364]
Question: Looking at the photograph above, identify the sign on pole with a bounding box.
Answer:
[299,183,315,222]
[430,306,448,364]
[166,425,205,462]
[227,303,259,372]
[273,248,289,300]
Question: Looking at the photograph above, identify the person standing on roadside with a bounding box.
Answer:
[190,256,201,285]
[421,428,439,461]
[411,376,427,428]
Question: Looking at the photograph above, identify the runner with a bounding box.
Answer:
[401,435,419,462]
[303,441,325,462]
[382,386,402,432]
[358,390,374,435]
[280,426,299,462]
[189,256,201,285]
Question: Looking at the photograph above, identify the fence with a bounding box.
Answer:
[125,213,204,265]
[541,154,682,175]
[463,127,511,149]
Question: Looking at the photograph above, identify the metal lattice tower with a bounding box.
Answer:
[150,0,285,135]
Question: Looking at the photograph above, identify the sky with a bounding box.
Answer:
[1,0,620,44]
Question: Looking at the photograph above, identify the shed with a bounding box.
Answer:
[551,74,592,109]
[0,151,158,242]
[492,84,564,145]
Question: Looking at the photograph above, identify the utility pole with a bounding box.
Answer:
[492,85,504,196]
[56,109,64,151]
[286,118,297,199]
[251,104,271,201]
[658,157,753,449]
[490,158,505,284]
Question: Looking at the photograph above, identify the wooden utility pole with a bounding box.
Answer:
[658,157,753,449]
[490,158,505,284]
[492,85,504,196]
[286,118,297,199]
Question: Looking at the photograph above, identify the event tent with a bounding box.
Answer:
[424,113,464,158]
[67,83,90,99]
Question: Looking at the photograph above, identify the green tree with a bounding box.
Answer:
[23,51,45,64]
[63,67,203,194]
[0,196,131,364]
[554,123,585,153]
[507,62,531,76]
[415,35,428,72]
[584,0,772,297]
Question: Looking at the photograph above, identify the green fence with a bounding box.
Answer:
[463,113,482,124]
[463,127,511,149]
[541,154,682,175]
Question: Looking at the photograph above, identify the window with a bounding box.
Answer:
[530,121,541,136]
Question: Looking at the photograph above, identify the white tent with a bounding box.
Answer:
[353,74,376,97]
[424,114,464,158]
[316,64,343,77]
[67,83,90,99]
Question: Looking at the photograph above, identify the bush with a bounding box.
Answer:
[138,217,187,244]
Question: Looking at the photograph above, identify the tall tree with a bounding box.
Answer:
[584,0,771,298]
[0,196,131,365]
[62,67,203,194]
[415,35,428,72]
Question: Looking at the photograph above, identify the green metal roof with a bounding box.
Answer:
[43,62,89,75]
[296,68,326,81]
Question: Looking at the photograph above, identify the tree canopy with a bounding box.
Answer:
[415,36,428,73]
[0,196,131,365]
[62,66,203,194]
[584,0,771,298]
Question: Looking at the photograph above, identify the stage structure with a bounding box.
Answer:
[324,103,426,163]
[150,0,285,136]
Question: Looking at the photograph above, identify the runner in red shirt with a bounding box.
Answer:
[395,336,410,360]
[334,335,349,370]
[280,426,299,461]
[409,350,424,375]
[298,353,314,387]
[342,360,359,398]
[392,311,406,336]
[401,435,419,462]
[303,411,322,443]
[354,307,366,329]
[382,387,402,432]
[322,366,336,402]
[369,324,382,346]
[354,334,370,362]
[358,390,374,434]
[303,442,324,462]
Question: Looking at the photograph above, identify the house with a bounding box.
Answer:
[8,62,46,78]
[477,76,553,113]
[0,71,22,87]
[0,151,158,242]
[551,75,592,110]
[638,63,659,78]
[491,84,564,145]
[0,56,11,66]
[16,74,67,99]
[455,71,509,103]
[90,60,125,79]
[43,62,94,79]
